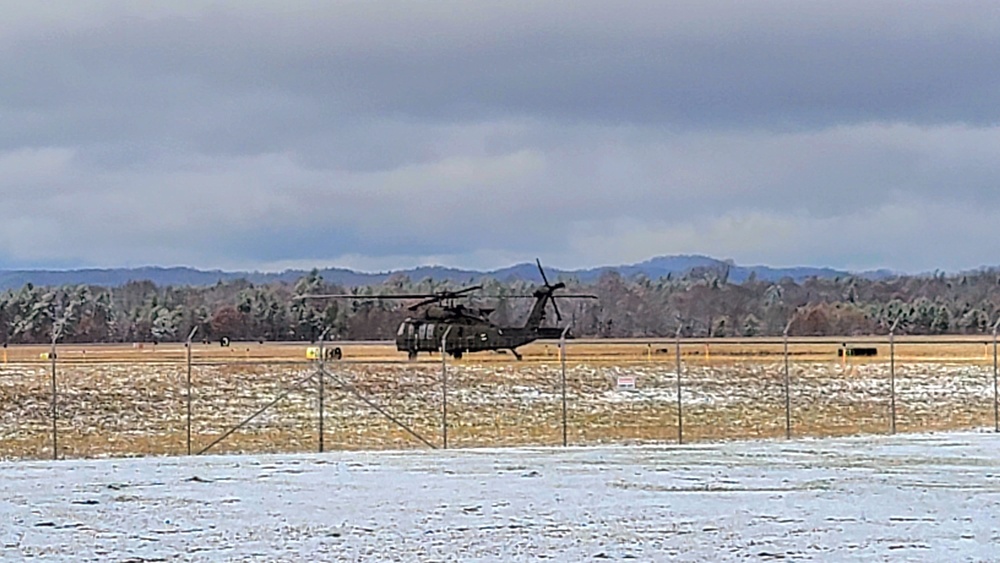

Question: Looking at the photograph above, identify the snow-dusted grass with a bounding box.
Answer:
[2,431,999,561]
[0,357,995,459]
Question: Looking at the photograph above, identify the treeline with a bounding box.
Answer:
[1,265,1000,344]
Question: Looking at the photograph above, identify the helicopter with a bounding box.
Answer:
[301,259,596,360]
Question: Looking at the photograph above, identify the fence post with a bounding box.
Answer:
[559,325,571,447]
[50,330,58,461]
[318,327,330,453]
[993,319,1000,433]
[889,318,900,435]
[185,326,198,456]
[441,326,453,449]
[675,325,683,445]
[783,319,793,439]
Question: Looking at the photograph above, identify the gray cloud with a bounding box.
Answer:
[1,1,999,273]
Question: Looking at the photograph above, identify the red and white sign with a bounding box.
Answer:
[616,376,636,389]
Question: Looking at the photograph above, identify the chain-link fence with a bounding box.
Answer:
[1,336,998,460]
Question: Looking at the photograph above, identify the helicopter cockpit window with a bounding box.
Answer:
[397,323,407,337]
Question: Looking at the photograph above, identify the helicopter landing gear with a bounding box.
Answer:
[407,350,418,361]
[453,351,463,360]
[511,348,523,361]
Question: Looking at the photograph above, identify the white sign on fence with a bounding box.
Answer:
[616,376,636,389]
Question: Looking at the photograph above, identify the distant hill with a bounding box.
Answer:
[0,254,902,290]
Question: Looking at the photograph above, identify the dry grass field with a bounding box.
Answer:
[0,337,997,460]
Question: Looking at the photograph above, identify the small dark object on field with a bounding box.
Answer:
[838,347,878,357]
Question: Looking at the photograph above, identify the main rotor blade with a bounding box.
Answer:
[295,293,438,300]
[405,284,484,310]
[484,294,598,299]
[408,295,443,310]
[297,284,482,301]
[450,285,483,297]
[550,296,563,322]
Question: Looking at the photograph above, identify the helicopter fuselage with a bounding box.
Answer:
[395,317,565,360]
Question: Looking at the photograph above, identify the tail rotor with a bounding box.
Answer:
[536,258,566,321]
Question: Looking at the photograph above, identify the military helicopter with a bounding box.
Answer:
[302,259,596,360]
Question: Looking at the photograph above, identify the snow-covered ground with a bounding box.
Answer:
[2,431,1000,561]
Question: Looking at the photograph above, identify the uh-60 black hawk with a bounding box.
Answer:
[303,259,596,360]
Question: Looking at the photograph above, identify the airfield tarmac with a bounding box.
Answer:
[2,430,998,561]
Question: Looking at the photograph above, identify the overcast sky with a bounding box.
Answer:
[2,1,1000,273]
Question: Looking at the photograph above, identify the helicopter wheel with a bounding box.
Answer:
[453,351,463,360]
[407,350,417,361]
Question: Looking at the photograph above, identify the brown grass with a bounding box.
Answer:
[0,337,996,460]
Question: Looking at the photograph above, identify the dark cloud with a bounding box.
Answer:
[1,1,999,273]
